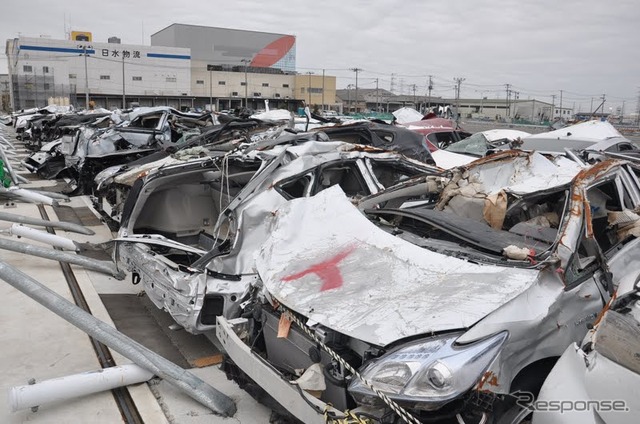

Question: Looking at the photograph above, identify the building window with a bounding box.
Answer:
[42,66,49,74]
[166,77,177,83]
[132,76,142,81]
[309,88,323,94]
[253,92,261,97]
[240,82,246,86]
[43,83,50,90]
[301,87,305,93]
[69,74,77,79]
[275,93,281,98]
[262,83,269,87]
[218,81,226,85]
[231,91,238,96]
[100,75,110,80]
[23,65,32,73]
[282,83,289,88]
[196,80,204,85]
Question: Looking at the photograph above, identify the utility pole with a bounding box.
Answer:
[454,77,465,123]
[559,89,563,121]
[375,78,379,112]
[590,97,594,114]
[551,94,556,121]
[350,68,361,113]
[427,75,433,109]
[240,59,249,108]
[83,47,89,109]
[321,69,325,112]
[306,71,314,104]
[531,98,536,122]
[504,83,511,119]
[209,67,213,112]
[412,84,417,108]
[122,54,126,109]
[390,73,396,94]
[635,89,640,126]
[33,68,38,107]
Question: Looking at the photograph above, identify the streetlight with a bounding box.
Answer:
[206,64,215,112]
[475,90,486,114]
[240,59,250,109]
[81,47,89,109]
[321,69,325,112]
[306,71,314,104]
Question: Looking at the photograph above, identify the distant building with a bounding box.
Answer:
[150,24,336,111]
[4,25,338,112]
[336,88,438,113]
[335,90,556,123]
[5,35,191,110]
[0,73,10,112]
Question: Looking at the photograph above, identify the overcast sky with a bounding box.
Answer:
[3,0,639,112]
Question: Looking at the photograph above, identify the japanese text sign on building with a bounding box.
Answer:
[101,49,141,59]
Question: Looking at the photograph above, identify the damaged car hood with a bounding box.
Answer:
[255,186,539,347]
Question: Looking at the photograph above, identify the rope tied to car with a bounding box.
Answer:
[323,405,373,424]
[279,306,423,424]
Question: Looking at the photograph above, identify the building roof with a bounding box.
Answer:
[151,23,293,38]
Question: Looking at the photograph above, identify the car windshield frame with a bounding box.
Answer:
[444,132,490,156]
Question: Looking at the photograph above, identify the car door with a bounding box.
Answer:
[565,168,640,303]
[597,167,640,293]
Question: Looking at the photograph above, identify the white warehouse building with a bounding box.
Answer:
[5,35,192,110]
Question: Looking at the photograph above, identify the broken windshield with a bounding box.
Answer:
[367,205,555,261]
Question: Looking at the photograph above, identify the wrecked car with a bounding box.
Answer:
[316,120,436,165]
[533,281,640,424]
[92,118,284,223]
[431,129,531,169]
[22,115,115,181]
[397,113,471,149]
[114,141,439,334]
[69,107,213,193]
[216,151,640,423]
[22,107,213,194]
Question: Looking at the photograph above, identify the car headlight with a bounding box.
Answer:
[348,331,507,410]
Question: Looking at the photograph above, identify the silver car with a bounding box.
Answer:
[115,141,438,334]
[217,151,640,423]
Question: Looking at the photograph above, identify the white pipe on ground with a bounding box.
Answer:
[9,224,78,251]
[9,364,154,412]
[0,188,58,206]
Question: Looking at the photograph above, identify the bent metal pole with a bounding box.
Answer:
[0,211,93,235]
[0,261,237,417]
[0,238,124,279]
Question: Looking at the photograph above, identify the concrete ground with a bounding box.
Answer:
[0,125,272,423]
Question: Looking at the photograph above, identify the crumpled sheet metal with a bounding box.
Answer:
[438,152,581,227]
[212,143,435,276]
[255,185,538,347]
[462,152,581,196]
[113,147,212,187]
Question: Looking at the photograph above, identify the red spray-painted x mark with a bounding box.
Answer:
[282,245,357,292]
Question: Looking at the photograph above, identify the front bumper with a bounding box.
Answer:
[118,242,254,333]
[216,316,346,423]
